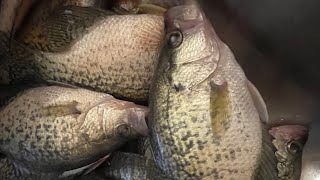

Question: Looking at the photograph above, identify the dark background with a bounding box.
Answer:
[198,0,320,126]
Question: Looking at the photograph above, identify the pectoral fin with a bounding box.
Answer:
[82,154,110,175]
[60,154,109,178]
[209,81,231,138]
[246,80,269,124]
[42,101,81,117]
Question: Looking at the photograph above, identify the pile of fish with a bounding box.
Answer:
[0,0,313,179]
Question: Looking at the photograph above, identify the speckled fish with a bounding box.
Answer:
[269,125,308,180]
[88,152,170,180]
[0,85,148,179]
[15,0,108,51]
[148,2,277,179]
[0,5,164,101]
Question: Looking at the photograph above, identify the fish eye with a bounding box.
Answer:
[286,141,302,155]
[116,124,131,138]
[167,30,183,48]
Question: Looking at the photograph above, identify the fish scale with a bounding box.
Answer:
[0,6,164,101]
[0,86,149,179]
[15,0,109,51]
[148,2,277,179]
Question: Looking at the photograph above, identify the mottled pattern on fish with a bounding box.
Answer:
[269,125,308,180]
[1,6,165,101]
[149,3,277,179]
[16,0,108,51]
[97,152,170,180]
[0,86,148,175]
[0,156,61,180]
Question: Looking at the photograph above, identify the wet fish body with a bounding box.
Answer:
[0,6,165,101]
[0,85,148,178]
[15,0,109,51]
[269,125,308,180]
[96,152,169,180]
[148,2,277,179]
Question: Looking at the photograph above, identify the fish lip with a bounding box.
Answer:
[164,3,204,32]
[128,108,149,137]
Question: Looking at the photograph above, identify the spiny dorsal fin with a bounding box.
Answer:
[60,154,110,178]
[36,6,115,52]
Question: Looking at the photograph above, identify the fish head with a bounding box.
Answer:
[113,102,149,140]
[157,2,220,90]
[93,100,149,140]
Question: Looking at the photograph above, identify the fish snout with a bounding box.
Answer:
[121,108,149,138]
[164,3,204,32]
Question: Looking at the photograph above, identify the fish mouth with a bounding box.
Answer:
[164,3,204,32]
[127,108,149,137]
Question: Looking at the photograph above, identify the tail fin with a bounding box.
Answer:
[0,30,42,85]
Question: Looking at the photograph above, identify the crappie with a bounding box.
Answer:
[0,85,148,179]
[15,0,108,51]
[95,152,170,180]
[0,6,164,101]
[269,125,308,180]
[148,2,277,179]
